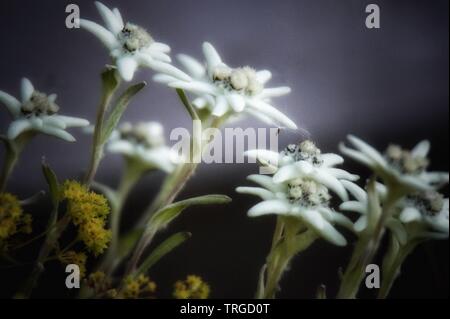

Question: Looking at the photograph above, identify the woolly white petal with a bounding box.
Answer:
[202,42,223,71]
[29,117,43,128]
[301,210,347,246]
[112,8,124,27]
[259,87,291,99]
[139,57,191,81]
[256,70,272,84]
[247,174,283,193]
[273,164,299,183]
[177,54,206,79]
[236,186,275,200]
[149,42,171,53]
[21,78,34,102]
[94,1,123,35]
[7,119,32,140]
[168,81,216,95]
[354,216,368,232]
[55,115,90,128]
[245,149,281,167]
[227,93,246,112]
[341,180,367,203]
[411,140,430,158]
[152,74,179,84]
[321,153,344,167]
[108,140,134,155]
[339,201,366,214]
[247,99,297,129]
[399,207,422,223]
[339,142,374,167]
[212,95,228,117]
[141,148,176,173]
[248,199,291,217]
[192,97,208,109]
[423,172,449,188]
[42,116,66,129]
[145,50,171,63]
[117,56,138,81]
[347,135,387,167]
[313,170,349,201]
[0,90,21,117]
[39,126,76,142]
[80,19,117,49]
[325,168,359,181]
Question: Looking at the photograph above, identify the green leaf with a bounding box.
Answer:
[101,67,120,98]
[41,159,59,207]
[135,231,191,277]
[118,229,144,260]
[101,82,147,144]
[149,194,232,230]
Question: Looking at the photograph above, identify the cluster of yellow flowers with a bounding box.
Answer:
[60,181,111,256]
[173,275,210,299]
[58,250,87,278]
[0,192,32,241]
[121,275,157,299]
[86,272,157,299]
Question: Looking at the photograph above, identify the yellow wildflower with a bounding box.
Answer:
[121,275,157,299]
[0,193,32,240]
[58,250,87,278]
[86,271,117,298]
[173,275,210,299]
[60,181,111,255]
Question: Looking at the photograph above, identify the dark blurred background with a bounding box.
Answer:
[0,0,448,298]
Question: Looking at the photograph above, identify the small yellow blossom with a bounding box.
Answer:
[58,250,87,278]
[120,275,157,299]
[86,271,117,298]
[173,275,210,299]
[0,193,32,240]
[60,181,111,255]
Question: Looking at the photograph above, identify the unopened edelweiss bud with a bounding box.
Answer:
[287,178,331,207]
[21,91,59,116]
[282,140,323,165]
[230,68,249,91]
[213,65,232,81]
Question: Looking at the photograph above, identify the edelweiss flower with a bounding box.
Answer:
[399,191,449,240]
[339,180,408,244]
[237,174,353,246]
[153,42,297,129]
[81,2,189,82]
[246,140,359,201]
[107,121,179,173]
[339,135,449,192]
[0,78,89,142]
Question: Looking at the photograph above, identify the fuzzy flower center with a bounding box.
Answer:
[287,177,331,207]
[118,122,164,148]
[407,191,445,217]
[21,91,59,116]
[385,144,429,175]
[212,66,263,96]
[119,23,153,53]
[282,140,323,166]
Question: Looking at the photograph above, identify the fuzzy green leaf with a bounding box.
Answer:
[41,159,59,207]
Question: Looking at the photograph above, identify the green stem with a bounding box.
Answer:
[378,240,418,299]
[337,186,404,299]
[0,135,29,192]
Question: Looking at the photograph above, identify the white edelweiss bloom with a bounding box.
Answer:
[339,135,449,192]
[246,140,359,201]
[0,78,89,142]
[339,180,408,245]
[107,121,180,173]
[80,2,189,82]
[153,42,297,129]
[236,174,353,246]
[399,191,449,240]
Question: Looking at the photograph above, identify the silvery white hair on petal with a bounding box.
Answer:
[153,42,297,129]
[80,2,189,82]
[0,78,89,142]
[107,121,180,173]
[339,135,449,192]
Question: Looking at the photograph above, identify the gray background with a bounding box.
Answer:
[0,0,448,298]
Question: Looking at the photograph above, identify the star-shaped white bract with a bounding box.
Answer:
[0,78,89,142]
[246,140,359,201]
[236,174,353,246]
[107,121,180,173]
[80,2,189,82]
[339,135,449,193]
[153,42,297,129]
